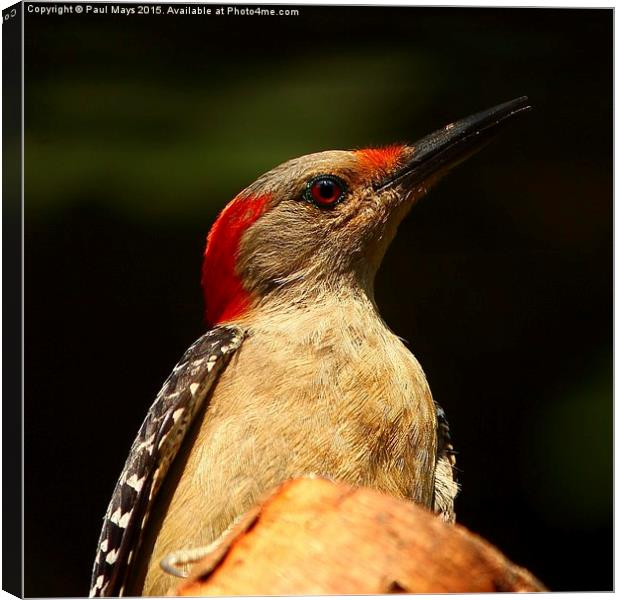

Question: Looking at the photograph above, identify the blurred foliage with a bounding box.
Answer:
[26,50,434,218]
[526,354,612,526]
[23,5,611,596]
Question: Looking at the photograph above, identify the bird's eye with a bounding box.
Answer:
[304,175,346,208]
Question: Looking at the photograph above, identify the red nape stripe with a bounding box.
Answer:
[201,194,271,327]
[355,145,405,175]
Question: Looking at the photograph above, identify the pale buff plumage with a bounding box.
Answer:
[135,289,437,596]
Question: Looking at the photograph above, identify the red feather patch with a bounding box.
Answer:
[356,145,405,176]
[201,194,271,327]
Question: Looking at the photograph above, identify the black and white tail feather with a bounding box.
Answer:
[89,325,244,597]
[433,403,459,523]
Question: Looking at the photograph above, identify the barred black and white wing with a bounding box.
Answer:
[433,403,459,523]
[89,325,244,597]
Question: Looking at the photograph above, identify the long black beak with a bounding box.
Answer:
[375,96,532,192]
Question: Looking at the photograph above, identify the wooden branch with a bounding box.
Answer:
[172,477,545,595]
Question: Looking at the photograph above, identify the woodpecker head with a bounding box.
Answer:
[202,97,531,327]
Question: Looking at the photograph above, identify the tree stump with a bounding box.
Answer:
[172,477,545,595]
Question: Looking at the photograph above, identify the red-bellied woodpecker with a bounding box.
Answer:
[90,97,531,597]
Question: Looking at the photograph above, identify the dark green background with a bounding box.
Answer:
[24,5,612,595]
